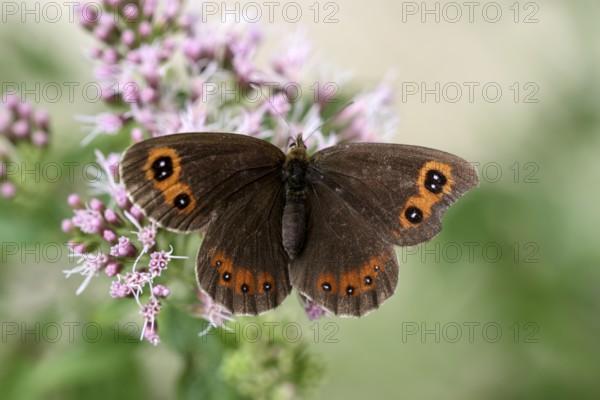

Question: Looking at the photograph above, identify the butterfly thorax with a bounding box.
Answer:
[285,147,308,189]
[281,137,310,259]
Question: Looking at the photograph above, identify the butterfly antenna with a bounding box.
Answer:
[305,101,355,141]
[249,83,293,141]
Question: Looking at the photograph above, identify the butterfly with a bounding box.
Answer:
[120,132,478,317]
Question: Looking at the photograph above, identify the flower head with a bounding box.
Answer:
[110,236,138,258]
[63,251,108,295]
[193,290,235,335]
[72,208,104,234]
[148,249,181,277]
[299,294,329,321]
[76,113,126,145]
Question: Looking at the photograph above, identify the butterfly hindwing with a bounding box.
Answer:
[309,144,478,246]
[120,132,285,232]
[196,170,291,315]
[289,179,399,317]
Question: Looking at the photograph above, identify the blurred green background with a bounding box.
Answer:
[1,0,599,399]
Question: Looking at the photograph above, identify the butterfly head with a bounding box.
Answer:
[288,134,306,151]
[286,134,308,163]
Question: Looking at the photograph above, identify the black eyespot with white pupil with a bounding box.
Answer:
[322,282,332,292]
[424,169,447,194]
[241,283,249,292]
[151,156,173,181]
[263,282,272,292]
[346,285,355,295]
[364,276,373,285]
[174,193,190,209]
[222,272,231,281]
[405,206,423,224]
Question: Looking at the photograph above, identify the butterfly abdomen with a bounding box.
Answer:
[282,150,309,259]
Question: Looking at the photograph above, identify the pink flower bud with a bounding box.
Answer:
[123,3,139,21]
[103,229,117,243]
[17,102,32,119]
[103,48,119,64]
[4,93,20,109]
[90,198,105,211]
[67,193,82,208]
[129,205,144,221]
[32,131,48,147]
[140,87,156,104]
[153,285,170,298]
[94,25,112,42]
[183,38,202,62]
[105,262,122,277]
[104,209,121,224]
[101,87,120,103]
[131,128,144,142]
[142,0,156,18]
[114,186,130,209]
[78,4,99,26]
[1,182,17,198]
[71,242,87,254]
[121,29,136,47]
[61,219,74,233]
[126,50,141,64]
[11,120,29,138]
[139,21,152,39]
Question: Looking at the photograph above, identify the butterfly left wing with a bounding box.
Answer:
[289,179,399,317]
[309,143,479,246]
[120,132,285,232]
[196,170,291,315]
[120,132,290,314]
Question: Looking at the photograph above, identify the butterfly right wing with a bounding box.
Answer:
[289,178,399,317]
[290,143,477,316]
[309,143,478,246]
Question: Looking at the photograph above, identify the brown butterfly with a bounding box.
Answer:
[120,132,478,317]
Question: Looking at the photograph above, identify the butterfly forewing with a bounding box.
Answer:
[309,143,479,246]
[120,132,285,232]
[196,171,291,315]
[289,179,399,317]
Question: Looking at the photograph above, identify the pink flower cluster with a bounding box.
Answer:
[0,94,51,198]
[62,150,185,345]
[75,0,397,149]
